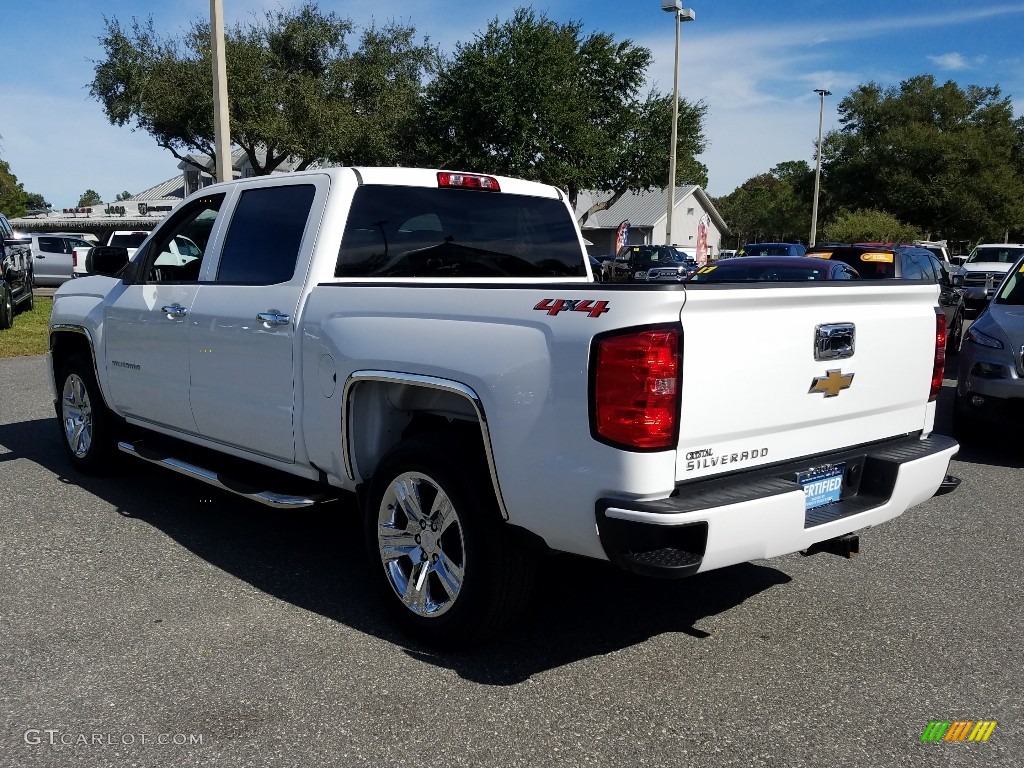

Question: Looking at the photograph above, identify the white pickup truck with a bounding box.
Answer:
[48,167,959,645]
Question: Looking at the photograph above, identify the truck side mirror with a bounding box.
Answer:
[86,246,130,277]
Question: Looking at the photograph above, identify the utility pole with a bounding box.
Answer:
[809,88,831,247]
[661,2,696,246]
[211,0,232,183]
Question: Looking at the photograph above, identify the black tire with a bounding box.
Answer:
[0,281,13,330]
[56,354,118,473]
[951,394,981,445]
[364,436,538,646]
[946,310,963,353]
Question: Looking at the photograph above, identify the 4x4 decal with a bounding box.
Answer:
[534,299,610,318]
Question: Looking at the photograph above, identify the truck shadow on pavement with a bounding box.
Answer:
[3,417,790,684]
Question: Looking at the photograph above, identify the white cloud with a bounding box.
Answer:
[928,52,970,70]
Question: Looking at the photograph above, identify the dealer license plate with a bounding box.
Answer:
[797,463,845,511]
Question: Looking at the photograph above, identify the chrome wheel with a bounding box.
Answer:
[376,471,466,618]
[62,373,94,459]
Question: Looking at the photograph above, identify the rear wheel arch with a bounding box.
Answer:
[342,372,508,521]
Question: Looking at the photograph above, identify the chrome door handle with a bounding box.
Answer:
[161,304,188,319]
[257,311,291,327]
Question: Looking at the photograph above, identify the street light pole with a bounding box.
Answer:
[809,88,831,248]
[661,1,695,246]
[211,0,232,184]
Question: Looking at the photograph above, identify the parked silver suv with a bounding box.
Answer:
[954,253,1024,438]
[30,233,96,286]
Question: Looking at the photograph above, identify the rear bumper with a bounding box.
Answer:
[596,434,958,578]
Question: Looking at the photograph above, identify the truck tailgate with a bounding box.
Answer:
[676,283,940,482]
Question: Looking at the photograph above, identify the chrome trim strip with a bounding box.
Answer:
[341,370,510,520]
[117,441,329,509]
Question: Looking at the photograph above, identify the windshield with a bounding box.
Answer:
[618,245,687,265]
[690,263,841,282]
[741,244,799,257]
[966,246,1024,265]
[995,264,1024,305]
[109,232,150,248]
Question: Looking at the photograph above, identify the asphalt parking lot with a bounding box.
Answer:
[1,354,1021,767]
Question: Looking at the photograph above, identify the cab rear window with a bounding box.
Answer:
[336,186,585,278]
[810,248,897,278]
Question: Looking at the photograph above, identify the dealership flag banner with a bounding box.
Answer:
[697,214,711,265]
[615,220,630,253]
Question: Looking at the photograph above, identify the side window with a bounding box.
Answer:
[141,194,225,283]
[900,253,925,280]
[38,237,62,253]
[217,184,316,285]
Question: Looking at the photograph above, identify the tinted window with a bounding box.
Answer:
[37,237,64,253]
[691,263,833,282]
[808,248,896,278]
[619,245,687,266]
[141,194,225,283]
[337,186,585,278]
[109,232,150,248]
[922,254,943,282]
[218,185,316,284]
[900,252,926,280]
[741,244,805,257]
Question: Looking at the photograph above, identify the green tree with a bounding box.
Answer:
[24,192,50,211]
[0,159,28,216]
[418,7,707,212]
[712,161,813,245]
[821,208,921,243]
[115,190,133,201]
[823,75,1024,242]
[77,189,103,207]
[90,4,436,178]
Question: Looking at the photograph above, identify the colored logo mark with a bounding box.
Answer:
[921,720,997,742]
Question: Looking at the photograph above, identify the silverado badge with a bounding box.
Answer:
[809,369,854,397]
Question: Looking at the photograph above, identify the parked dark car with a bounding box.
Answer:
[603,244,695,282]
[736,242,807,258]
[1,213,35,329]
[806,244,965,349]
[687,256,860,283]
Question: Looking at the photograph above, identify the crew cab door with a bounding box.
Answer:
[104,194,227,432]
[186,179,324,461]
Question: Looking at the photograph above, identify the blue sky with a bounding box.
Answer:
[3,0,1024,208]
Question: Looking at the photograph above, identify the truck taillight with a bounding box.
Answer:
[592,326,681,450]
[437,172,500,191]
[931,308,946,402]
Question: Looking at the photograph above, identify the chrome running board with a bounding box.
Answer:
[117,440,335,509]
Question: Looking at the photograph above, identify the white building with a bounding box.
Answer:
[575,185,730,260]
